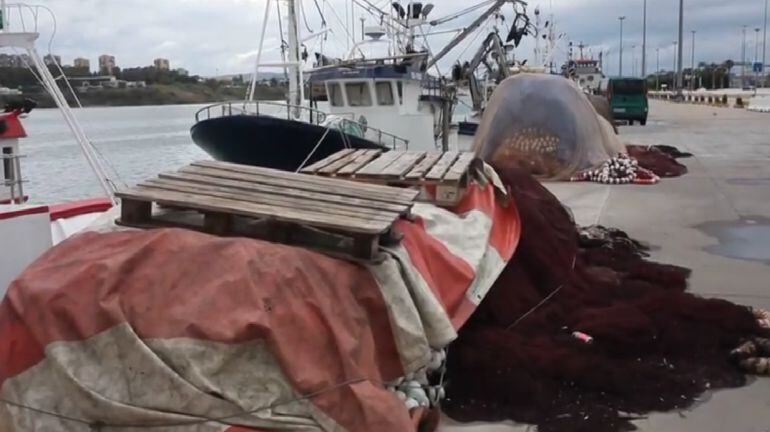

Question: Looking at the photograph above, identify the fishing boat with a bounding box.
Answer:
[191,0,529,169]
[0,4,115,296]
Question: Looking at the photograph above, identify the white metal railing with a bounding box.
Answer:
[1,153,26,203]
[195,100,409,150]
[0,4,48,33]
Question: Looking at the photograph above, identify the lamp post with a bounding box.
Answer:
[690,30,696,90]
[632,44,637,76]
[619,16,626,76]
[742,25,747,88]
[673,41,678,75]
[675,0,684,92]
[656,47,661,90]
[762,0,767,86]
[642,0,647,77]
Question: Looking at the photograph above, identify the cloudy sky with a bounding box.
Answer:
[10,0,769,77]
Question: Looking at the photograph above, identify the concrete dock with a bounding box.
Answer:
[443,100,770,432]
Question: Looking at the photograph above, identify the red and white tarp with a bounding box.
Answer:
[0,182,520,432]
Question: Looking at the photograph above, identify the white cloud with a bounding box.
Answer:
[12,0,770,76]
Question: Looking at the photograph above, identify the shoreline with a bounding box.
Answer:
[0,83,287,109]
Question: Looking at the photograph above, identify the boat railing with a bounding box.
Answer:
[1,4,48,34]
[195,101,409,150]
[1,153,26,203]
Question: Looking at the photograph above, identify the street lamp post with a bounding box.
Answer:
[642,0,647,77]
[742,25,748,88]
[656,47,661,90]
[676,0,684,92]
[671,41,677,76]
[691,30,696,90]
[756,28,762,87]
[632,44,637,76]
[762,0,767,86]
[619,16,626,76]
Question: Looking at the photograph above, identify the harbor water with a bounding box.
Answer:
[21,101,477,203]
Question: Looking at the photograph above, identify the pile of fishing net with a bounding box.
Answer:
[442,165,768,432]
[570,153,660,185]
[626,145,690,178]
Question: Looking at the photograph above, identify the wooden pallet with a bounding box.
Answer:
[301,150,478,206]
[115,160,419,259]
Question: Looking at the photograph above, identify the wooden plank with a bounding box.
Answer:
[141,179,400,223]
[404,153,443,180]
[424,152,459,181]
[183,165,416,208]
[159,171,409,214]
[116,186,391,235]
[193,160,418,203]
[299,149,355,173]
[120,199,152,225]
[443,153,476,182]
[317,149,366,175]
[378,152,426,178]
[355,151,406,177]
[337,150,383,175]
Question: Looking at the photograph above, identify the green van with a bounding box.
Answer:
[602,78,649,125]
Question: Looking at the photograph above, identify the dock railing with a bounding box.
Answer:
[194,100,409,150]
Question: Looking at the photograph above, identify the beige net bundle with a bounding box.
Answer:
[473,73,626,180]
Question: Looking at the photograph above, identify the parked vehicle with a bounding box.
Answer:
[600,77,649,125]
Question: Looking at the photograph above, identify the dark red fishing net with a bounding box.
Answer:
[442,165,765,432]
[626,145,689,177]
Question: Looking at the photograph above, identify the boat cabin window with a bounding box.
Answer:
[345,82,373,107]
[375,82,394,106]
[396,82,404,105]
[328,82,344,107]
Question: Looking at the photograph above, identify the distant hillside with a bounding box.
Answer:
[0,82,287,108]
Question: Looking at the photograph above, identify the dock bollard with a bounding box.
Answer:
[735,97,744,108]
[708,96,713,105]
[722,95,728,106]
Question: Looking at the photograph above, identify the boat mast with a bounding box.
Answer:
[286,0,304,116]
[427,0,514,69]
[248,0,304,118]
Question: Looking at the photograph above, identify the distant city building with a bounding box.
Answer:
[153,58,170,70]
[175,68,189,76]
[43,54,62,66]
[73,57,90,70]
[99,55,116,74]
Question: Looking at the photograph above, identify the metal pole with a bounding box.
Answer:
[742,25,747,88]
[762,0,767,87]
[642,0,647,77]
[673,41,677,75]
[691,30,696,90]
[676,0,684,92]
[757,28,761,87]
[632,44,637,77]
[656,47,660,90]
[619,16,626,76]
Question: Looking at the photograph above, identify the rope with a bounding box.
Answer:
[295,127,332,172]
[505,255,576,331]
[0,377,371,429]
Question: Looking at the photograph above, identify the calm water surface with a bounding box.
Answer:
[22,104,211,203]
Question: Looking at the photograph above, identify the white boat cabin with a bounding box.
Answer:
[308,61,451,151]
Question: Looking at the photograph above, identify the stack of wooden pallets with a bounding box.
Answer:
[115,160,418,259]
[300,149,477,206]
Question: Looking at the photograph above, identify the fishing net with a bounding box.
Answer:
[442,166,767,432]
[626,145,689,178]
[472,74,625,180]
